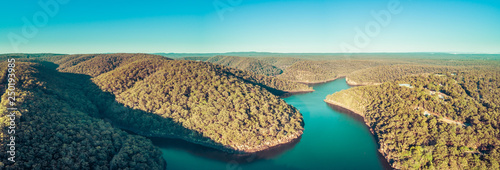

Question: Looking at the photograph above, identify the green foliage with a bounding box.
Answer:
[277,60,393,83]
[255,57,305,70]
[327,71,500,169]
[0,62,165,169]
[347,64,500,85]
[56,53,168,77]
[88,57,305,152]
[49,54,306,152]
[207,56,283,76]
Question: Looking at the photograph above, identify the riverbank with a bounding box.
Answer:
[345,77,382,86]
[280,89,315,98]
[324,100,394,170]
[107,119,304,154]
[295,76,346,85]
[283,89,315,93]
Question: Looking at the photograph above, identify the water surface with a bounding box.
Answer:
[155,78,384,170]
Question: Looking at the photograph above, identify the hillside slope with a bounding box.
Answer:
[54,54,306,153]
[347,64,480,85]
[207,56,283,76]
[55,53,168,77]
[326,72,500,169]
[277,60,391,83]
[0,62,165,169]
[56,54,311,93]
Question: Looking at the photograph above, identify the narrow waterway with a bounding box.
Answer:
[153,78,384,170]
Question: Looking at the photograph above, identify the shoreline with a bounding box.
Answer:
[109,120,304,154]
[283,89,315,93]
[345,77,382,87]
[294,76,346,85]
[280,89,315,98]
[324,100,394,170]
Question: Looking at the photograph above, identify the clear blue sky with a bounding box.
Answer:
[1,0,499,54]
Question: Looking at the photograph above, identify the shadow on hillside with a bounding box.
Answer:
[36,60,300,164]
[223,71,289,96]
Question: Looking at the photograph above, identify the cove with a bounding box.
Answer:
[153,78,385,170]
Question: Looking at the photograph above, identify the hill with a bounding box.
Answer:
[55,53,168,77]
[255,57,304,70]
[0,61,165,169]
[53,54,307,153]
[207,56,283,76]
[346,59,500,86]
[276,60,394,83]
[326,71,500,169]
[55,54,311,93]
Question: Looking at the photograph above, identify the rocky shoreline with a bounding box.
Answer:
[324,99,394,170]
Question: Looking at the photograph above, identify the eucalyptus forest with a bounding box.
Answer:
[0,53,499,170]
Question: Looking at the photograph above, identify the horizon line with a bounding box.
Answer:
[2,52,500,55]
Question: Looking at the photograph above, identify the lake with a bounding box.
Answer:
[152,78,385,170]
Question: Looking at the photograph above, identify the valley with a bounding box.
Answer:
[1,53,499,169]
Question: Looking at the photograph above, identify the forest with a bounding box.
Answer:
[1,52,499,169]
[346,60,500,85]
[0,53,314,168]
[275,60,397,83]
[165,54,500,86]
[326,70,500,169]
[49,54,307,152]
[0,61,166,169]
[206,56,284,76]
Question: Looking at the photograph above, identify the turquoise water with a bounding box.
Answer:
[154,78,384,170]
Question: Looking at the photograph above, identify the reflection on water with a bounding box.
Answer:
[149,136,302,164]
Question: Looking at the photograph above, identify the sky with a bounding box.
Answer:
[0,0,499,54]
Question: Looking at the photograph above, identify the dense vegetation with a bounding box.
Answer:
[52,54,306,153]
[55,53,168,77]
[207,56,283,76]
[55,54,311,93]
[347,61,500,85]
[0,61,165,169]
[254,57,305,70]
[271,54,500,84]
[276,60,395,83]
[326,71,500,169]
[3,52,498,169]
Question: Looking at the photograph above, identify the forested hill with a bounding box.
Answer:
[326,71,500,169]
[276,60,395,83]
[54,53,168,77]
[346,63,500,86]
[50,53,307,153]
[55,54,311,93]
[206,56,283,76]
[0,61,166,169]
